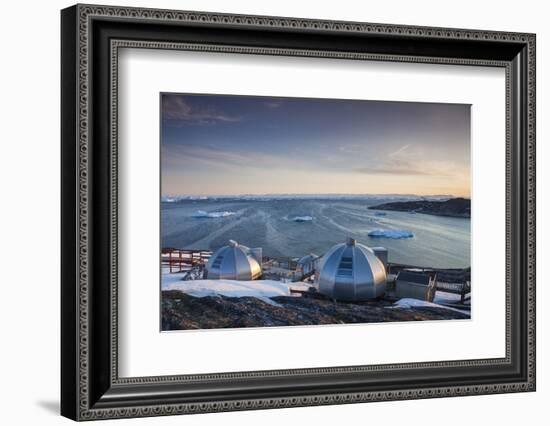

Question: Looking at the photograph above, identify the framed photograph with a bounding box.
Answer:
[61,4,536,421]
[159,93,473,330]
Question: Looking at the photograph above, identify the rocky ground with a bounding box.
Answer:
[369,197,471,218]
[161,290,469,330]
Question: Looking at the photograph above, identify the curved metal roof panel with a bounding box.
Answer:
[206,241,262,281]
[318,238,386,301]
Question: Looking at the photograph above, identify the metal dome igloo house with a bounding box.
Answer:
[318,238,387,301]
[205,240,262,281]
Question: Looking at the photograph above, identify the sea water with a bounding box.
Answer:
[161,198,470,269]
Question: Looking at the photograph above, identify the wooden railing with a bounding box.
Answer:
[161,248,212,273]
[436,280,471,303]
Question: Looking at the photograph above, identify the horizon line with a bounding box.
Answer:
[162,192,469,198]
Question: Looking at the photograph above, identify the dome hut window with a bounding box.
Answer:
[337,256,353,277]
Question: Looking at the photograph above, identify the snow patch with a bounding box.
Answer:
[162,278,292,301]
[368,229,414,239]
[256,296,283,307]
[433,292,470,305]
[192,210,236,218]
[393,298,443,309]
[392,298,468,314]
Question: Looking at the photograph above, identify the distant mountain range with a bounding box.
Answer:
[369,197,471,218]
[162,194,456,203]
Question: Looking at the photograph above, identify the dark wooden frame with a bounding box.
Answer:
[61,4,536,421]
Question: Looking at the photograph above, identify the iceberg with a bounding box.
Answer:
[292,215,314,222]
[192,210,236,218]
[368,229,413,239]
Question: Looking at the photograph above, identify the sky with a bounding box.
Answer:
[161,93,471,197]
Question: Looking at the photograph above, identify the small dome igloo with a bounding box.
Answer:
[317,238,386,301]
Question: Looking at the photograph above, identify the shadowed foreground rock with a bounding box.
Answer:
[162,290,469,330]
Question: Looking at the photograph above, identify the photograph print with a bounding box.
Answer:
[160,93,472,331]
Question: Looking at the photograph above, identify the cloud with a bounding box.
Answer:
[162,95,242,125]
[389,144,410,157]
[355,165,434,176]
[355,144,462,178]
[162,143,307,173]
[339,143,365,154]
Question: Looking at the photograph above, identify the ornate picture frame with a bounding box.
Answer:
[61,4,535,421]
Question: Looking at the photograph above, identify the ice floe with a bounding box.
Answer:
[192,210,236,218]
[368,229,413,239]
[292,215,314,222]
